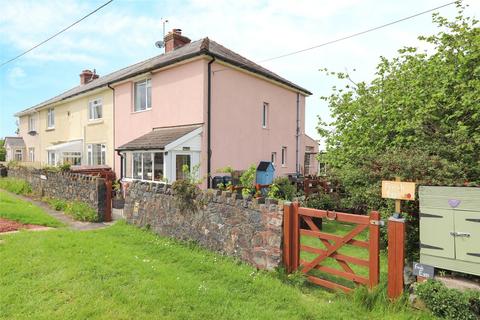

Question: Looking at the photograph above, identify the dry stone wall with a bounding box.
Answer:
[123,181,284,270]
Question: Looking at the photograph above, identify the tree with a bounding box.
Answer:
[318,2,479,258]
[0,139,6,162]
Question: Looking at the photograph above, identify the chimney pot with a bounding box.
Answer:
[164,28,191,53]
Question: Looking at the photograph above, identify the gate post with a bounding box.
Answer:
[369,211,380,288]
[387,217,405,299]
[104,179,112,222]
[291,202,300,271]
[283,203,293,273]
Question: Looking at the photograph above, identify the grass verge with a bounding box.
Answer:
[0,190,63,227]
[0,221,432,319]
[0,177,31,195]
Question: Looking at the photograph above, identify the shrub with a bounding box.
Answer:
[59,163,71,172]
[0,177,32,195]
[172,164,202,212]
[240,164,256,197]
[44,197,68,211]
[304,192,339,210]
[415,280,480,320]
[64,201,98,222]
[267,177,297,201]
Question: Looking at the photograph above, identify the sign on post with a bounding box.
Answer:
[381,180,416,201]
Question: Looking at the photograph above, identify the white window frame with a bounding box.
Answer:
[133,79,152,112]
[62,152,82,165]
[14,149,23,161]
[47,108,55,129]
[48,151,56,166]
[87,143,106,165]
[88,98,103,120]
[28,114,36,132]
[28,148,35,162]
[262,102,268,128]
[130,151,165,182]
[281,146,287,167]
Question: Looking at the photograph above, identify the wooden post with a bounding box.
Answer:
[387,217,405,300]
[104,179,112,222]
[283,203,293,273]
[369,211,380,288]
[291,202,300,271]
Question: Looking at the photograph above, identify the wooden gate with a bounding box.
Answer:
[284,203,380,292]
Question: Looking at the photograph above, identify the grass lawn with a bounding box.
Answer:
[0,190,63,227]
[0,220,433,319]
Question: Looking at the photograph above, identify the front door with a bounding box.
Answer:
[175,154,191,181]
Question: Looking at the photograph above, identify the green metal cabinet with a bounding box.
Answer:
[419,186,480,276]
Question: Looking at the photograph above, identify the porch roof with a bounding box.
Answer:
[45,139,83,152]
[4,137,25,148]
[116,124,202,151]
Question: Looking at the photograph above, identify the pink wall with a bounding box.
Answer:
[114,59,206,175]
[209,62,308,178]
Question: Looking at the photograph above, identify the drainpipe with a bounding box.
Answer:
[296,93,300,176]
[116,150,124,180]
[207,56,215,188]
[107,84,115,175]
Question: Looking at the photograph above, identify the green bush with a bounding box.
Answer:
[240,164,256,197]
[304,192,339,210]
[267,176,297,201]
[0,178,32,195]
[44,197,68,211]
[415,280,480,320]
[64,201,98,222]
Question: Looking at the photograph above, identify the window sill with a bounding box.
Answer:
[88,119,104,125]
[45,127,55,131]
[131,108,152,114]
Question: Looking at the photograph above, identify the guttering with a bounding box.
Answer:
[296,93,300,175]
[107,84,116,173]
[207,55,216,188]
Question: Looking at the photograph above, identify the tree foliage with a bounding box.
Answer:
[319,3,480,212]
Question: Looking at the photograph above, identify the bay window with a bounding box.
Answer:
[127,151,164,182]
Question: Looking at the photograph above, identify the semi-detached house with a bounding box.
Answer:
[14,29,318,187]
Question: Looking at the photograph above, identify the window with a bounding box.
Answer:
[28,148,35,162]
[262,102,268,128]
[48,151,56,165]
[175,154,191,180]
[87,144,106,165]
[271,152,276,165]
[129,152,164,181]
[281,147,287,166]
[88,98,103,120]
[134,79,151,112]
[14,149,23,161]
[62,152,82,165]
[47,108,55,128]
[28,114,36,132]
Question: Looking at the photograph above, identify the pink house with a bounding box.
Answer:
[113,29,318,187]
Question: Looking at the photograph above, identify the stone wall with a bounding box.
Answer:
[124,181,284,270]
[7,167,107,221]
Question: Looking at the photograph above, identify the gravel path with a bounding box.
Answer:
[3,191,115,231]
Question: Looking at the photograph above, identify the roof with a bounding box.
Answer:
[45,139,82,152]
[15,38,311,116]
[117,124,202,151]
[4,137,25,148]
[257,161,274,171]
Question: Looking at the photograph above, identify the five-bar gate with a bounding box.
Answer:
[284,203,380,292]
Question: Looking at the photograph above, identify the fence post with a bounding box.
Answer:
[387,217,405,300]
[104,179,112,222]
[283,203,293,273]
[369,211,380,288]
[291,202,300,271]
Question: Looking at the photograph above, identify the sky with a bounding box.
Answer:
[0,0,479,145]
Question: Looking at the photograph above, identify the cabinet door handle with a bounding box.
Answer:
[450,231,471,237]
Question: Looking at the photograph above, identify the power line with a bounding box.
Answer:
[213,1,456,75]
[0,0,114,68]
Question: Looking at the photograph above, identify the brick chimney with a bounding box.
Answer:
[79,69,99,85]
[164,29,191,53]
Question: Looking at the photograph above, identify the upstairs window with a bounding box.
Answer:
[47,108,55,129]
[262,102,269,128]
[89,98,103,120]
[28,114,36,132]
[134,79,152,112]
